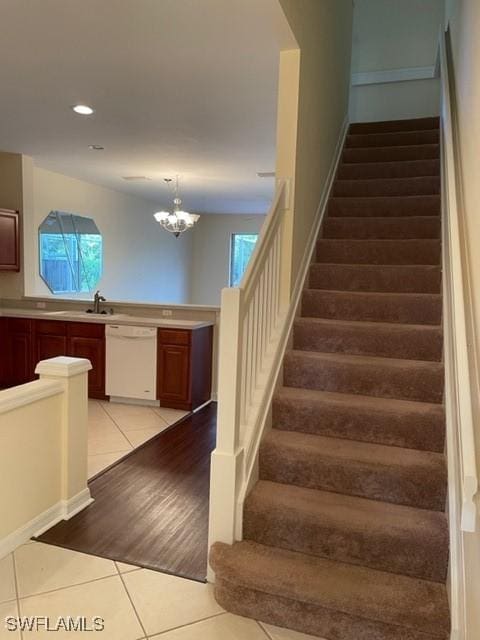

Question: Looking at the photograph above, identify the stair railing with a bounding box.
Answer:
[439,28,478,535]
[208,178,292,548]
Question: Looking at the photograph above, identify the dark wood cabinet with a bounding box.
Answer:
[66,323,106,399]
[7,318,34,385]
[35,320,67,362]
[0,209,20,271]
[157,326,213,411]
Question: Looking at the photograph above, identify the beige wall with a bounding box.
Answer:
[191,214,265,306]
[278,0,353,279]
[444,2,480,637]
[350,0,443,122]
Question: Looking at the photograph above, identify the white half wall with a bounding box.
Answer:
[350,0,444,123]
[27,168,193,304]
[190,214,265,306]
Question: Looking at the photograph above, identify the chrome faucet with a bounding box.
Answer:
[93,290,106,314]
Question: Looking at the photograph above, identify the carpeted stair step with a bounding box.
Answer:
[343,143,440,164]
[323,215,440,239]
[309,263,441,293]
[337,158,439,180]
[316,239,440,265]
[283,350,444,403]
[329,194,440,217]
[272,386,445,452]
[302,289,442,324]
[259,430,447,510]
[346,129,439,148]
[293,318,443,360]
[349,116,439,135]
[210,541,450,640]
[333,176,440,198]
[243,481,448,582]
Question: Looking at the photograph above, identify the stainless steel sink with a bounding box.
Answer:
[44,310,130,321]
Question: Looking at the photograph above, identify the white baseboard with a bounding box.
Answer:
[0,488,93,559]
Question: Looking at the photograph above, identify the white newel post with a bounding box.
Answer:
[208,287,245,573]
[35,356,94,518]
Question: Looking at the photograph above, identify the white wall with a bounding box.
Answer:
[190,214,265,306]
[28,168,193,304]
[350,0,444,122]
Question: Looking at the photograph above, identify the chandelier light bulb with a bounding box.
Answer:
[153,176,200,237]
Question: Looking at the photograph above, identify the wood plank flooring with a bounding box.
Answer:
[37,403,217,582]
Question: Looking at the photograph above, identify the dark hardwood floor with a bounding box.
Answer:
[37,403,217,582]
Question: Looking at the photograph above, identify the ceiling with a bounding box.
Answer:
[0,0,295,214]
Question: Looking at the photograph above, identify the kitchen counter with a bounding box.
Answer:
[0,307,214,330]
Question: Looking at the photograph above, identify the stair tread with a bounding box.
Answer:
[349,117,439,134]
[305,287,441,298]
[275,385,444,416]
[263,428,445,469]
[249,480,446,535]
[296,316,441,332]
[210,540,450,637]
[288,348,443,369]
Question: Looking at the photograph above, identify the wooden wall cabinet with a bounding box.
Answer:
[0,209,20,271]
[157,327,213,411]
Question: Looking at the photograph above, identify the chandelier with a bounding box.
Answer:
[153,177,200,237]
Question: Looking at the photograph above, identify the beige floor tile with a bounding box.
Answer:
[88,416,122,437]
[0,554,16,604]
[153,406,189,426]
[105,406,168,432]
[88,430,132,455]
[123,426,169,448]
[88,451,131,478]
[115,561,141,574]
[123,569,223,636]
[0,600,20,639]
[15,542,117,598]
[149,613,267,639]
[260,622,325,640]
[19,575,144,640]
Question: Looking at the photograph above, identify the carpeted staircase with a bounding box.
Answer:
[210,117,450,640]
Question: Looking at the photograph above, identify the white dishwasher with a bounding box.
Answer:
[106,324,158,402]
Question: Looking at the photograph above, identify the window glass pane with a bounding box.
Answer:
[39,211,103,294]
[230,234,258,287]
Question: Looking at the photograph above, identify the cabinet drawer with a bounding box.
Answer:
[67,322,105,339]
[36,320,67,335]
[158,329,191,346]
[7,317,32,333]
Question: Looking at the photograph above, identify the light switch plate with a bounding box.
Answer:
[162,309,173,316]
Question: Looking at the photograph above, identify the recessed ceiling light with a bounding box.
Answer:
[72,104,95,115]
[88,144,104,151]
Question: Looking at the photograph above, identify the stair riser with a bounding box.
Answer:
[283,353,444,403]
[293,322,443,361]
[272,395,445,451]
[309,264,441,294]
[343,144,440,164]
[243,500,448,582]
[316,239,440,265]
[349,117,439,135]
[259,441,447,510]
[329,195,440,217]
[333,177,440,198]
[302,290,442,324]
[323,216,441,239]
[214,580,448,640]
[337,159,440,180]
[346,130,439,148]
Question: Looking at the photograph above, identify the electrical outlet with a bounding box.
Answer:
[36,302,46,309]
[162,309,173,317]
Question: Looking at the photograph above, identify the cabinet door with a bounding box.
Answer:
[0,209,20,271]
[35,334,67,365]
[9,332,33,386]
[67,336,105,398]
[157,344,190,407]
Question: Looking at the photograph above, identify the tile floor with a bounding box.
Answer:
[87,401,189,479]
[0,542,320,639]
